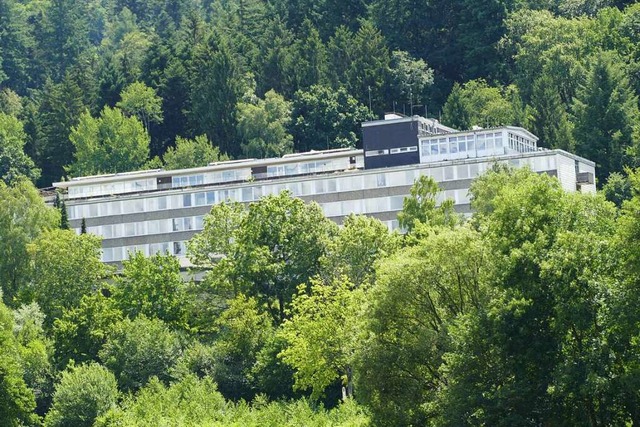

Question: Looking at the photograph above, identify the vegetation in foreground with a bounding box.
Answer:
[2,164,640,425]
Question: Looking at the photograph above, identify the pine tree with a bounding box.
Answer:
[188,34,244,157]
[60,199,70,230]
[528,74,575,151]
[80,217,87,234]
[573,52,639,184]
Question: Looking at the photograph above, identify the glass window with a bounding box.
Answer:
[439,142,448,155]
[125,223,136,236]
[206,192,215,204]
[469,163,479,177]
[134,199,144,212]
[195,216,204,230]
[89,204,99,217]
[430,167,444,182]
[444,166,454,181]
[195,192,206,206]
[189,176,197,186]
[327,179,337,193]
[102,248,113,262]
[103,225,113,239]
[172,218,182,232]
[323,202,341,217]
[390,196,404,210]
[156,197,166,210]
[159,220,170,233]
[450,140,458,154]
[183,194,192,207]
[184,217,193,230]
[148,220,160,235]
[457,165,469,179]
[377,173,386,187]
[173,242,183,255]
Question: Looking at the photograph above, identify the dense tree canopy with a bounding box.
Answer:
[3,0,640,424]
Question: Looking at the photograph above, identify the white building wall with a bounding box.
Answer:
[555,154,577,193]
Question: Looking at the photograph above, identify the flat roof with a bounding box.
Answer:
[54,148,363,188]
[361,115,458,133]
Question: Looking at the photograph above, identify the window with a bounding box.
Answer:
[195,216,204,230]
[173,218,182,232]
[365,149,389,157]
[157,197,167,210]
[377,173,386,187]
[444,166,454,181]
[148,220,160,235]
[195,192,206,206]
[183,194,192,207]
[173,242,184,256]
[102,248,113,262]
[206,192,216,204]
[125,223,136,236]
[242,187,253,202]
[184,217,193,231]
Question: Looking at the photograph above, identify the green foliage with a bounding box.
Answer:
[99,315,182,392]
[397,175,459,233]
[237,89,294,158]
[95,374,369,426]
[67,107,150,177]
[162,134,229,170]
[44,363,118,427]
[573,52,639,184]
[290,85,372,152]
[112,252,189,328]
[0,180,59,305]
[188,33,245,157]
[0,300,39,426]
[602,170,632,207]
[13,302,54,414]
[0,112,40,185]
[321,214,400,287]
[116,81,163,134]
[527,74,576,150]
[209,294,275,401]
[442,80,523,130]
[356,226,489,426]
[199,192,336,324]
[389,50,434,108]
[53,292,123,369]
[280,278,364,401]
[27,229,109,324]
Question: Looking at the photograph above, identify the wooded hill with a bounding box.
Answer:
[1,0,640,191]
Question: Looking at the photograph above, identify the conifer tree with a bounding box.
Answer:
[573,52,640,184]
[528,74,575,151]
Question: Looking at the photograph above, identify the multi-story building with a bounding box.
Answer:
[53,114,596,266]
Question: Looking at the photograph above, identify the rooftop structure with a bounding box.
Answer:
[53,115,596,266]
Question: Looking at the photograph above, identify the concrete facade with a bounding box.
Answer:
[52,116,596,266]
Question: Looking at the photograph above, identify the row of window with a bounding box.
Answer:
[508,133,537,153]
[69,156,363,200]
[87,215,205,239]
[101,241,187,262]
[69,155,560,221]
[365,145,418,158]
[101,217,403,263]
[89,188,470,246]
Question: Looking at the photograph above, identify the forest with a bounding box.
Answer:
[1,0,640,189]
[3,0,640,425]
